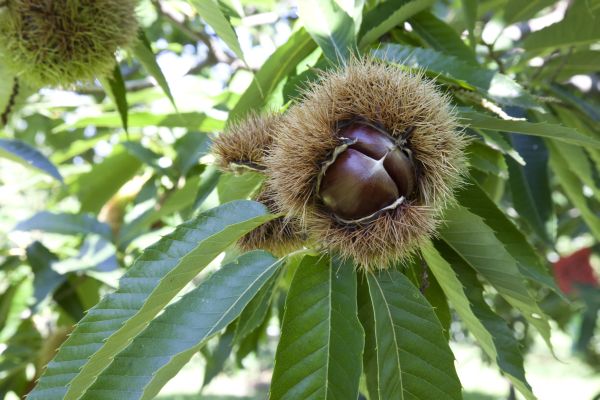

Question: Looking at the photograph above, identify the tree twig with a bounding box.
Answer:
[1,78,19,127]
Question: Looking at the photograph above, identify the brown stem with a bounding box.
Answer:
[1,78,20,127]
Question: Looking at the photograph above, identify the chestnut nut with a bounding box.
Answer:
[318,122,416,222]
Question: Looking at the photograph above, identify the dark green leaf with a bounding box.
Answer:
[506,134,555,244]
[0,138,63,182]
[440,205,553,348]
[234,267,280,343]
[456,180,559,294]
[359,0,435,48]
[84,251,283,399]
[409,11,477,64]
[365,270,462,400]
[270,255,364,400]
[99,64,129,132]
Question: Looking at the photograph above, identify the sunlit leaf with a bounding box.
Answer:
[190,0,245,61]
[133,30,177,109]
[423,241,536,400]
[298,0,357,63]
[84,251,283,399]
[363,270,462,400]
[270,255,364,400]
[440,205,553,349]
[28,201,275,400]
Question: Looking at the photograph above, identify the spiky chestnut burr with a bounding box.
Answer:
[211,112,305,255]
[212,112,281,173]
[0,0,138,87]
[265,59,468,269]
[238,188,305,257]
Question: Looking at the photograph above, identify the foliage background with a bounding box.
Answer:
[1,0,600,399]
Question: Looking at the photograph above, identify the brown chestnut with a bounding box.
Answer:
[318,122,416,222]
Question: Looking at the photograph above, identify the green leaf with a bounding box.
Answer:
[466,140,507,177]
[190,0,245,61]
[456,180,559,294]
[118,176,204,247]
[535,50,600,80]
[523,0,600,52]
[217,171,264,202]
[504,0,554,24]
[364,270,462,400]
[298,0,356,63]
[72,147,142,213]
[132,29,177,109]
[234,266,280,343]
[173,132,212,176]
[270,255,364,400]
[0,138,63,182]
[461,0,477,48]
[459,109,600,148]
[547,140,600,240]
[28,201,275,400]
[334,0,365,33]
[547,139,600,200]
[439,205,553,349]
[422,270,451,337]
[229,28,316,120]
[505,134,555,244]
[15,212,112,241]
[358,0,435,48]
[423,241,536,400]
[83,251,283,399]
[53,112,225,133]
[409,11,477,64]
[202,323,236,388]
[375,44,541,110]
[99,64,129,132]
[25,242,65,310]
[123,141,171,176]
